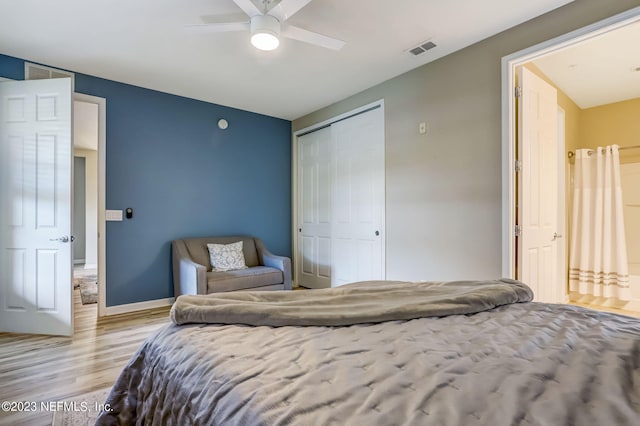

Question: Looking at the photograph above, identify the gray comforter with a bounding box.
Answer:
[170,279,533,326]
[97,280,640,425]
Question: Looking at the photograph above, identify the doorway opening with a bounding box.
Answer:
[73,99,100,312]
[73,93,107,318]
[502,7,640,314]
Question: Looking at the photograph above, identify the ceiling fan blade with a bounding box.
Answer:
[281,24,345,50]
[200,13,249,25]
[185,22,250,33]
[269,0,313,21]
[232,0,263,17]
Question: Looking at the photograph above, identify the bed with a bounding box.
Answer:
[96,279,640,425]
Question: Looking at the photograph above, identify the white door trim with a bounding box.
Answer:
[73,93,107,317]
[292,99,385,287]
[501,6,640,278]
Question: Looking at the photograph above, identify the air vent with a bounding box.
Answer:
[407,40,437,56]
[25,62,75,91]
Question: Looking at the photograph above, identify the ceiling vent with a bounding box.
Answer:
[408,41,437,56]
[25,62,75,91]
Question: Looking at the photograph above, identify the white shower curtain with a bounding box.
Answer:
[569,144,630,300]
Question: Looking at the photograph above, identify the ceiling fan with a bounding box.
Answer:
[187,0,345,51]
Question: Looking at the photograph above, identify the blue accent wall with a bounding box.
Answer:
[0,53,292,307]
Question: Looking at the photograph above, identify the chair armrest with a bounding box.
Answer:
[179,257,207,295]
[172,240,208,296]
[255,238,292,290]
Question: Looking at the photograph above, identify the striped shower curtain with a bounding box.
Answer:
[569,144,630,300]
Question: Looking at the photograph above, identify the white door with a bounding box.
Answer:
[297,127,332,289]
[0,78,73,336]
[331,107,385,287]
[517,67,559,303]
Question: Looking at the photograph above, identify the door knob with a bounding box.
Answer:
[50,236,70,243]
[375,230,380,236]
[552,232,563,241]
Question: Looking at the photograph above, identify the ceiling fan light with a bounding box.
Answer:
[250,15,281,51]
[251,32,280,51]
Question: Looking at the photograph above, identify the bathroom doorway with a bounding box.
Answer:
[502,7,640,315]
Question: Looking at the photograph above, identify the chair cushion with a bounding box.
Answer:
[207,266,283,293]
[183,236,259,271]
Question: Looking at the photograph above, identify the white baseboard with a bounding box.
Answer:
[104,297,174,316]
[83,263,97,269]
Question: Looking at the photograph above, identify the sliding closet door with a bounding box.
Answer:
[297,127,332,289]
[331,107,385,287]
[296,105,385,288]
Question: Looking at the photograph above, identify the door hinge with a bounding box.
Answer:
[514,160,522,173]
[515,86,522,98]
[514,225,522,237]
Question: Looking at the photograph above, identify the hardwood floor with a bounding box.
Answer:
[0,289,171,425]
[569,292,640,318]
[1,283,637,425]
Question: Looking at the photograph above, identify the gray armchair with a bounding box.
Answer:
[172,236,292,297]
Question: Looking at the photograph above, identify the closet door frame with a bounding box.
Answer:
[292,100,385,288]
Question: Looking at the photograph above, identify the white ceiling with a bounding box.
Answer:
[0,0,573,120]
[534,20,640,109]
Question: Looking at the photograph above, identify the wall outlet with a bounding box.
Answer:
[419,122,427,134]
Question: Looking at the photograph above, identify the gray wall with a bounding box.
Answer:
[292,0,640,282]
[73,156,86,263]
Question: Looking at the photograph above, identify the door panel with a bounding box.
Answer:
[7,135,25,226]
[517,67,558,303]
[331,107,385,287]
[297,127,332,289]
[7,249,26,309]
[0,78,73,335]
[36,249,58,310]
[317,237,331,278]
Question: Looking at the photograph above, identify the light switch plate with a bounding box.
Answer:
[106,209,123,221]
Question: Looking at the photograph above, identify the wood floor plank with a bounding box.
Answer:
[2,278,637,425]
[569,291,640,318]
[0,288,170,425]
